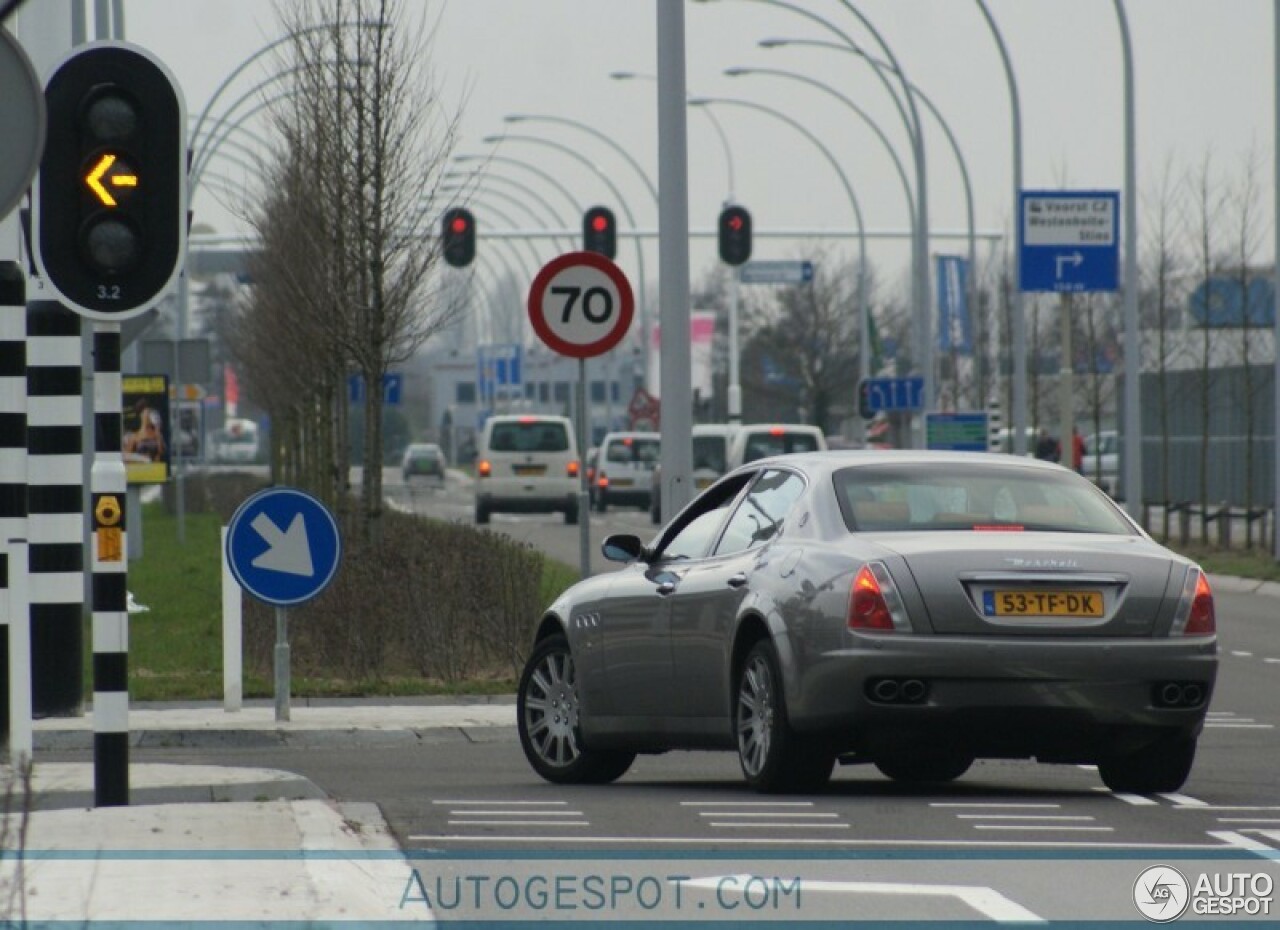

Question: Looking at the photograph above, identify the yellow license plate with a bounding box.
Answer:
[611,478,634,487]
[513,464,547,476]
[987,590,1104,618]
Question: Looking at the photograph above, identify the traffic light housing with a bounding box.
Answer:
[718,204,752,266]
[858,379,874,419]
[582,205,616,259]
[33,41,186,321]
[441,207,475,267]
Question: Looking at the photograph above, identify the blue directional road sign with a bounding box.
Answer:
[1019,191,1119,293]
[739,260,814,285]
[226,487,342,606]
[862,376,925,414]
[926,412,989,452]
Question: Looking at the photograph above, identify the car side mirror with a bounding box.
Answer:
[602,533,645,563]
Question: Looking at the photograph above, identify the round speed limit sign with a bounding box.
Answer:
[527,251,635,359]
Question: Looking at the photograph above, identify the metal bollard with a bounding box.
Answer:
[1219,502,1231,549]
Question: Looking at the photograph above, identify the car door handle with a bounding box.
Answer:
[727,573,748,588]
[656,581,676,596]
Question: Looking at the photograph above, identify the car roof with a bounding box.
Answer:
[730,448,1071,478]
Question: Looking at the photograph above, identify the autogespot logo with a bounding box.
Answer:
[1134,865,1191,922]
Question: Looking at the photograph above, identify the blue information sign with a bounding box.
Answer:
[1019,191,1119,293]
[861,376,925,414]
[926,412,989,452]
[226,487,342,607]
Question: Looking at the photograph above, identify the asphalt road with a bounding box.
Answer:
[106,471,1280,922]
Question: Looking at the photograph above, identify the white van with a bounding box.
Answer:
[475,414,579,525]
[727,422,827,468]
[592,430,660,512]
[648,423,736,524]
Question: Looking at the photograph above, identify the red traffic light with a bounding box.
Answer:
[582,205,617,259]
[718,204,752,266]
[726,214,744,232]
[441,207,476,267]
[450,215,469,234]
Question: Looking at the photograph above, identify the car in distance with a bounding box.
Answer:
[401,442,446,484]
[517,450,1217,793]
[727,422,827,468]
[650,423,736,525]
[592,431,660,513]
[474,414,579,525]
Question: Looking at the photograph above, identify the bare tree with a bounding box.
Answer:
[237,0,465,539]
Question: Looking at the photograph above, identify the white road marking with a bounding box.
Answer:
[930,802,1062,809]
[707,822,850,829]
[972,825,1115,832]
[1217,818,1280,824]
[1108,792,1159,805]
[956,815,1095,821]
[680,874,1045,924]
[698,811,839,818]
[408,833,1244,849]
[1209,831,1278,851]
[1205,722,1273,728]
[446,820,589,827]
[681,800,814,806]
[432,799,569,805]
[449,810,584,816]
[1174,805,1280,811]
[1264,657,1280,664]
[1160,793,1208,807]
[1230,650,1254,657]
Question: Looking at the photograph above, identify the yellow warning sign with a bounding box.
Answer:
[97,527,123,562]
[95,495,122,527]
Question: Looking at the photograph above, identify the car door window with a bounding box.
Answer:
[715,469,805,556]
[657,472,754,561]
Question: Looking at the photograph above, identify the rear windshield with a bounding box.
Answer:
[606,437,660,465]
[488,421,570,453]
[833,463,1134,535]
[693,435,727,473]
[741,431,821,463]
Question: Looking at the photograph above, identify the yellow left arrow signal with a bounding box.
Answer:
[85,153,138,207]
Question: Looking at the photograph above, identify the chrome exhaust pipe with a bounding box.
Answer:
[870,679,901,703]
[1181,683,1204,707]
[1160,682,1185,707]
[900,679,927,703]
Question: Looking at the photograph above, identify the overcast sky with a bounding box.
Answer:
[20,0,1277,299]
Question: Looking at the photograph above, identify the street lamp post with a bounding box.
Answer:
[744,48,978,406]
[688,95,869,430]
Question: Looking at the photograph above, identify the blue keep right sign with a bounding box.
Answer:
[1019,191,1119,293]
[226,487,342,606]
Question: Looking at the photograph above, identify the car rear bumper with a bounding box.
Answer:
[478,487,577,514]
[789,635,1217,760]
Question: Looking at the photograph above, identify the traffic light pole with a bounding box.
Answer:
[576,360,590,580]
[90,321,129,806]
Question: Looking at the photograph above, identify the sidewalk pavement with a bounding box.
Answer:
[3,697,518,924]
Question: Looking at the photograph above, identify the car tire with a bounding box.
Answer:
[735,639,834,794]
[1097,735,1196,794]
[874,751,974,784]
[474,501,490,525]
[517,634,634,785]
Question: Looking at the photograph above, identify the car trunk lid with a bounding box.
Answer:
[875,533,1176,636]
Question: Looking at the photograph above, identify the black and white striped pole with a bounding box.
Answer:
[32,41,187,806]
[25,301,84,716]
[0,263,32,761]
[90,324,128,805]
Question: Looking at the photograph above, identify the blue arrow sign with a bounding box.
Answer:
[1019,191,1119,293]
[862,376,924,413]
[226,487,342,606]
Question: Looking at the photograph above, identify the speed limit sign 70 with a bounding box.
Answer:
[527,251,635,359]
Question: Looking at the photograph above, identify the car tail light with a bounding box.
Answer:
[567,460,579,478]
[1171,566,1215,636]
[477,459,492,478]
[769,426,785,436]
[848,561,911,633]
[597,471,609,489]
